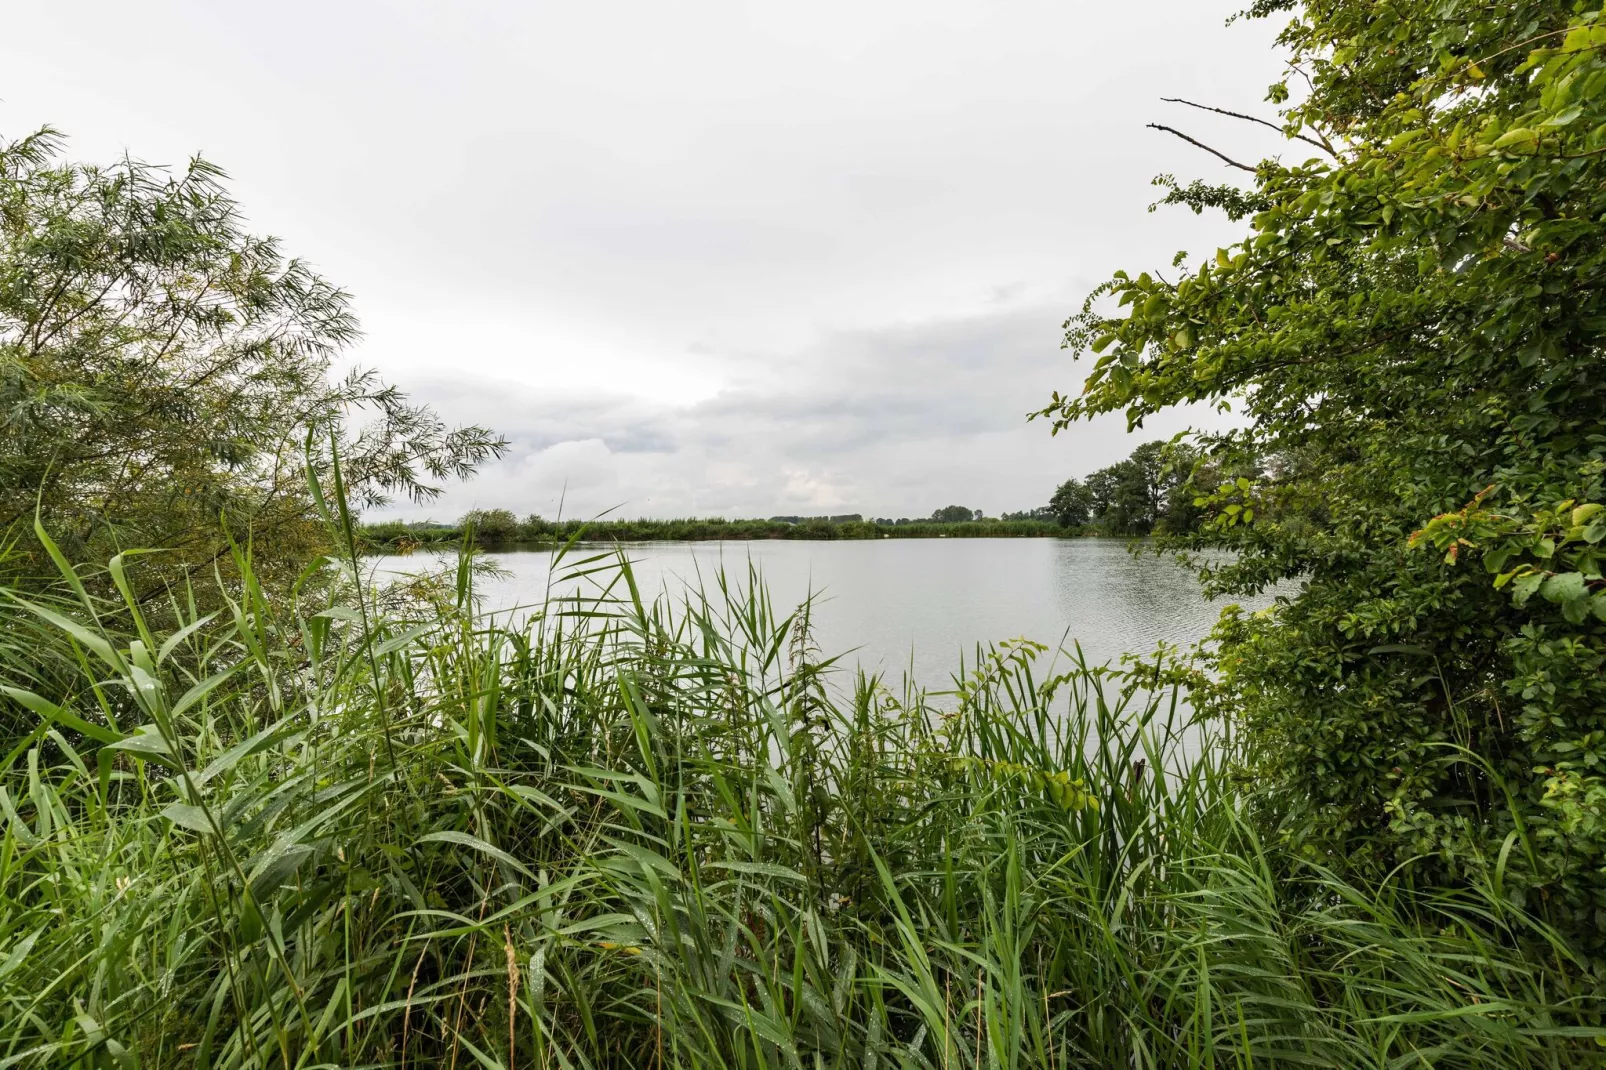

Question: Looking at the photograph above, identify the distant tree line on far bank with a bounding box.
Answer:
[359,441,1226,548]
[360,513,1067,548]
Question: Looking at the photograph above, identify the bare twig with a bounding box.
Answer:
[1162,97,1337,157]
[1146,124,1257,173]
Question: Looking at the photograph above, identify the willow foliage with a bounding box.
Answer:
[0,127,505,590]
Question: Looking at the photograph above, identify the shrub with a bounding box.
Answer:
[1041,0,1606,944]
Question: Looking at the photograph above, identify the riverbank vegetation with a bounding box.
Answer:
[1031,441,1236,536]
[359,439,1210,550]
[2,534,1600,1067]
[3,0,1606,1065]
[361,512,1069,549]
[1041,0,1606,961]
[0,127,505,596]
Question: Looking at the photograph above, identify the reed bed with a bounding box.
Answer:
[0,534,1600,1068]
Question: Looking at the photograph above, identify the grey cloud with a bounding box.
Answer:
[6,0,1283,522]
[389,301,1220,521]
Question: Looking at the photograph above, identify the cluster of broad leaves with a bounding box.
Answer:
[1041,2,1606,945]
[0,128,505,592]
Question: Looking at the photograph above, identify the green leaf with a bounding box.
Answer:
[1562,596,1592,625]
[1367,644,1432,656]
[0,686,121,745]
[704,860,809,883]
[1572,503,1604,529]
[172,666,241,719]
[0,928,43,980]
[194,718,301,787]
[104,725,181,771]
[161,802,216,835]
[1542,105,1584,128]
[1511,572,1545,607]
[247,842,314,894]
[1540,572,1588,604]
[371,624,432,658]
[419,830,535,880]
[157,612,221,665]
[12,599,122,672]
[1385,129,1427,152]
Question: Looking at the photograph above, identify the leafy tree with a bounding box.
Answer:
[460,508,518,541]
[1041,1,1606,940]
[0,128,504,589]
[1088,443,1166,535]
[930,505,979,523]
[1037,441,1205,533]
[1075,441,1200,535]
[1048,478,1092,528]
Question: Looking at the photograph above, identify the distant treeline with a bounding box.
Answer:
[361,512,1069,549]
[359,442,1235,549]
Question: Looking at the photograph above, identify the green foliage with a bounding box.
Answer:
[770,513,864,525]
[1044,441,1205,535]
[360,513,1072,548]
[930,504,982,523]
[1148,173,1273,221]
[0,127,505,590]
[1000,505,1056,522]
[1040,0,1606,945]
[460,507,520,541]
[1047,477,1092,527]
[1085,442,1171,535]
[0,540,1601,1067]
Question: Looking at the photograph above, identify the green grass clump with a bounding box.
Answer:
[0,540,1601,1068]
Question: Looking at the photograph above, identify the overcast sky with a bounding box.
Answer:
[4,1,1294,521]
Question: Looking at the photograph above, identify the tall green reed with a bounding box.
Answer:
[0,517,1600,1067]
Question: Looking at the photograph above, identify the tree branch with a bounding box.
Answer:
[1161,97,1337,157]
[1146,125,1257,173]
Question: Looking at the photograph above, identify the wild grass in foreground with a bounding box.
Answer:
[0,541,1601,1068]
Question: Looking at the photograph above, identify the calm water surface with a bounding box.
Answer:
[379,539,1282,690]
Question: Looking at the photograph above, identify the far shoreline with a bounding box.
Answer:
[359,516,1107,551]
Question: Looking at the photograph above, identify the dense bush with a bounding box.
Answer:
[461,507,521,541]
[1043,0,1606,945]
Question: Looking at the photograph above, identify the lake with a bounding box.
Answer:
[376,538,1278,691]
